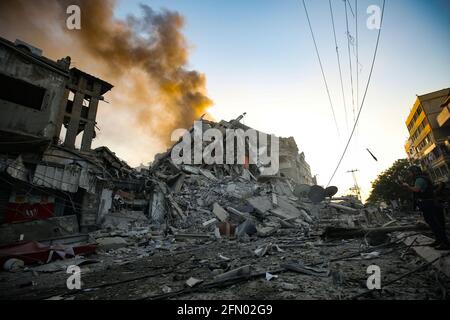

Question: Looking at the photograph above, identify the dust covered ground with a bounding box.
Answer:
[1,224,448,300]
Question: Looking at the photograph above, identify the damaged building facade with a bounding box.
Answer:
[0,37,130,242]
[0,38,448,301]
[404,88,450,183]
[0,36,316,244]
[279,137,316,186]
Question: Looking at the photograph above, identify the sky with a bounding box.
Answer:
[3,0,448,201]
[109,0,450,201]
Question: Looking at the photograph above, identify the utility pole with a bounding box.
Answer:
[347,169,361,201]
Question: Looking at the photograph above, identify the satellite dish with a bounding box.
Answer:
[308,185,326,204]
[294,184,311,197]
[325,186,338,198]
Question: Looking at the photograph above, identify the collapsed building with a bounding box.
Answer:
[0,37,146,243]
[0,36,317,244]
[0,37,448,301]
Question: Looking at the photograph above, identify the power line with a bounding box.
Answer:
[327,0,386,187]
[301,0,341,139]
[329,0,349,134]
[354,0,360,146]
[355,0,359,113]
[344,0,356,122]
[346,0,355,18]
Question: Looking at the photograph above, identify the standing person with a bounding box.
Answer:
[402,165,450,250]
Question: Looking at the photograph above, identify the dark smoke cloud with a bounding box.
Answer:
[0,0,213,148]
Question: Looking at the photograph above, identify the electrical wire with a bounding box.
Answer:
[302,0,341,139]
[327,0,386,187]
[329,0,349,134]
[355,0,359,114]
[344,0,356,122]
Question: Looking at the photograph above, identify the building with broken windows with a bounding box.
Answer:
[0,37,142,242]
[404,88,450,183]
[279,137,316,185]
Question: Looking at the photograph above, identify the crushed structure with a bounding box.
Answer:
[0,37,449,300]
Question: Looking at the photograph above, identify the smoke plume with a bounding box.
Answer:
[0,0,213,152]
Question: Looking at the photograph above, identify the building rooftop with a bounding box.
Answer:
[70,68,114,95]
[0,36,70,76]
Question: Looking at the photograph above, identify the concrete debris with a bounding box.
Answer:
[162,285,172,294]
[31,258,99,273]
[213,203,229,222]
[214,227,222,239]
[236,219,257,238]
[280,282,297,291]
[214,265,252,282]
[202,218,218,227]
[282,262,330,278]
[0,36,445,301]
[96,237,128,251]
[360,252,381,260]
[247,196,273,215]
[218,254,231,261]
[255,243,285,257]
[185,277,203,288]
[199,168,218,181]
[328,202,359,213]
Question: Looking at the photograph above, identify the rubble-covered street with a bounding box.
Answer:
[1,154,449,300]
[1,216,449,300]
[0,0,449,305]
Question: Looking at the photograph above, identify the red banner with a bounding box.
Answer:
[5,203,54,223]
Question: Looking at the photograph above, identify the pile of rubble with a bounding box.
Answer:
[142,117,325,241]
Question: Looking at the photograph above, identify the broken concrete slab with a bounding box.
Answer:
[276,196,302,217]
[401,233,450,278]
[247,196,273,215]
[226,183,236,193]
[271,208,298,221]
[213,203,229,222]
[281,262,330,277]
[328,202,359,213]
[226,206,252,223]
[254,243,285,257]
[202,218,218,227]
[235,219,257,238]
[185,277,203,288]
[299,209,313,223]
[200,168,218,181]
[181,165,200,175]
[214,265,252,282]
[96,237,128,251]
[172,174,185,193]
[257,226,278,237]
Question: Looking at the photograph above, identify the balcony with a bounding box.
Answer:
[437,106,450,127]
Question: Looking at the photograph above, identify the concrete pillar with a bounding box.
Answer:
[64,78,86,149]
[53,87,70,143]
[80,97,99,151]
[81,82,102,152]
